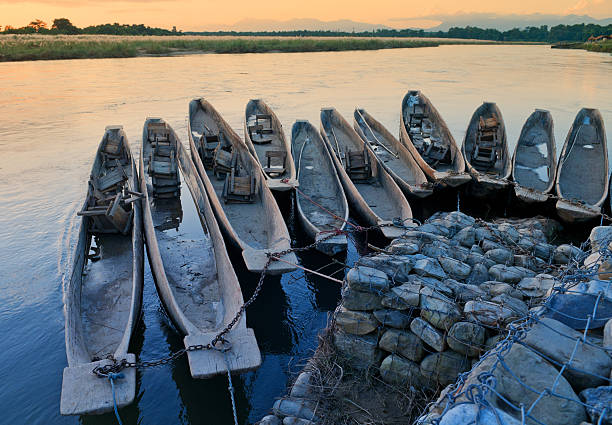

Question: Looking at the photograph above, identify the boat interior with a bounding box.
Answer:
[77,127,137,361]
[143,118,223,332]
[403,92,453,171]
[355,109,423,186]
[513,110,555,192]
[245,100,289,178]
[292,121,346,231]
[190,102,270,249]
[464,103,508,176]
[558,109,607,205]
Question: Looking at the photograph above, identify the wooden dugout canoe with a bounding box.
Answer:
[555,108,608,223]
[61,126,144,415]
[244,99,297,192]
[354,108,433,198]
[140,117,261,379]
[462,102,512,197]
[291,120,349,255]
[511,109,557,204]
[400,90,471,188]
[320,107,414,239]
[188,99,297,274]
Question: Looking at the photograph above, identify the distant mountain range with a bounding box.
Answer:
[199,14,612,33]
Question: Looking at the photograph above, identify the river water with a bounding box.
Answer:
[0,45,611,425]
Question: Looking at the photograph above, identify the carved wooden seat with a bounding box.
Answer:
[345,147,371,181]
[263,150,286,176]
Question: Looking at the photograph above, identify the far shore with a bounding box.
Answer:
[552,40,612,54]
[0,34,541,63]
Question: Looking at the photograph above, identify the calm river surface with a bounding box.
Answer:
[0,45,611,425]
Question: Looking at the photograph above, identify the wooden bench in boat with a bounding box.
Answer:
[472,114,501,169]
[148,135,180,198]
[199,133,221,169]
[345,148,371,181]
[222,154,256,203]
[213,144,233,178]
[248,114,274,144]
[263,150,286,177]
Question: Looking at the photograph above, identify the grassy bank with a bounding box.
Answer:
[0,34,503,62]
[552,40,612,53]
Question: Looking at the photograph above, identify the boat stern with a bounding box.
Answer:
[242,248,298,274]
[556,199,600,223]
[514,185,549,204]
[60,354,136,416]
[267,178,298,192]
[184,327,261,379]
[439,172,472,188]
[315,231,348,256]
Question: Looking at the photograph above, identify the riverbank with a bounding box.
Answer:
[552,40,612,53]
[257,212,612,424]
[0,34,515,62]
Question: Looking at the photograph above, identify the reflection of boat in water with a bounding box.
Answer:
[555,108,608,223]
[511,109,556,205]
[141,117,261,379]
[61,126,144,416]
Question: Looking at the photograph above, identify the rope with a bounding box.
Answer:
[223,351,239,425]
[269,255,344,283]
[108,372,125,425]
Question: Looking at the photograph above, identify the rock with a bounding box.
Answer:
[410,317,446,352]
[290,372,312,398]
[466,263,490,285]
[464,300,517,326]
[341,286,383,311]
[484,334,504,351]
[381,282,421,310]
[283,418,314,425]
[273,399,317,422]
[414,258,447,280]
[438,256,472,280]
[445,211,476,228]
[497,223,520,243]
[522,318,612,391]
[553,244,584,264]
[517,274,557,298]
[517,236,536,252]
[334,332,382,369]
[420,351,470,386]
[590,226,612,252]
[373,309,412,329]
[466,252,495,269]
[452,227,476,247]
[379,354,423,386]
[513,254,537,270]
[545,293,612,329]
[481,281,524,299]
[470,244,485,255]
[444,279,488,302]
[418,277,454,297]
[475,226,495,242]
[605,319,612,349]
[481,239,504,252]
[585,279,612,302]
[485,248,514,264]
[389,242,420,255]
[346,266,390,293]
[336,308,378,335]
[534,242,555,260]
[422,243,450,258]
[420,292,461,330]
[358,254,413,281]
[580,386,612,425]
[419,222,451,237]
[402,231,448,245]
[457,343,587,425]
[490,294,529,317]
[379,328,424,361]
[438,404,521,425]
[446,246,471,263]
[258,415,281,425]
[447,322,485,357]
[488,264,534,284]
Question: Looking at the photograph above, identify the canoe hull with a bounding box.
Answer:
[556,199,601,223]
[514,185,550,204]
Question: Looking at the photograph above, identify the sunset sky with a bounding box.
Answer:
[1,0,611,31]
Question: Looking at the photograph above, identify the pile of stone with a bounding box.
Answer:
[333,211,576,390]
[257,212,601,425]
[420,225,612,425]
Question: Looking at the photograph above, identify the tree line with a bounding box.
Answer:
[2,18,611,42]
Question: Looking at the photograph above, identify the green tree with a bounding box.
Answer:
[28,19,47,32]
[51,18,80,34]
